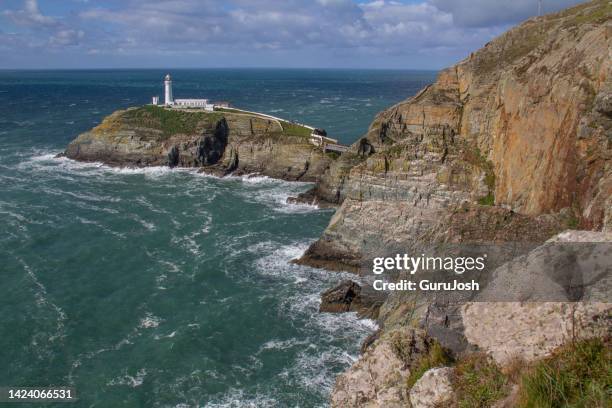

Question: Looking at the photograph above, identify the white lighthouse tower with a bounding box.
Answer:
[164,74,174,105]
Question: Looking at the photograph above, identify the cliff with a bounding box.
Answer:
[298,0,611,272]
[297,1,610,407]
[65,105,332,182]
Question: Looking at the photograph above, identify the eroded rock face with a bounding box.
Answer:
[331,328,434,408]
[320,280,361,313]
[409,367,455,408]
[299,0,611,270]
[65,108,332,182]
[319,280,385,319]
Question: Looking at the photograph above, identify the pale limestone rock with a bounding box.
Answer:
[462,230,611,365]
[409,367,455,408]
[331,328,431,408]
[462,301,610,366]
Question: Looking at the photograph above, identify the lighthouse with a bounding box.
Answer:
[164,74,173,105]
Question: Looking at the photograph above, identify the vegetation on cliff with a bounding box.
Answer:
[452,354,509,407]
[517,338,611,407]
[121,105,223,139]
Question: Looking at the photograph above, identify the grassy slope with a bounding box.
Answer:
[405,338,611,407]
[121,105,223,139]
[118,105,313,140]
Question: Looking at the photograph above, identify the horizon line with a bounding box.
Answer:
[0,66,441,72]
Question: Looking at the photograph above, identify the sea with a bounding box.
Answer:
[0,69,436,407]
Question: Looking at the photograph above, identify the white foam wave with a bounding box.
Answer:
[253,242,309,278]
[258,338,309,352]
[223,173,323,214]
[19,151,186,179]
[171,232,202,256]
[154,330,177,340]
[108,368,147,388]
[205,388,278,408]
[291,347,356,393]
[139,312,162,329]
[17,256,67,344]
[76,216,125,238]
[130,214,156,231]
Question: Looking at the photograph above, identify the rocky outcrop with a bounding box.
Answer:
[65,106,333,182]
[331,229,611,406]
[319,280,361,313]
[331,328,435,408]
[319,280,385,319]
[409,367,455,408]
[299,0,611,270]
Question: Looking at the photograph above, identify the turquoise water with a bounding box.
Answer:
[0,69,436,407]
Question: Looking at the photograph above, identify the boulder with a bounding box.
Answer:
[319,280,361,313]
[409,367,455,408]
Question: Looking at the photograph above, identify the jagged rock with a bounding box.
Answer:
[319,280,386,319]
[167,145,179,167]
[462,302,611,366]
[331,328,433,408]
[196,118,228,165]
[320,280,361,313]
[357,137,374,157]
[325,2,612,405]
[409,367,455,408]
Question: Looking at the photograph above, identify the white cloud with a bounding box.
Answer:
[3,0,57,27]
[0,0,590,68]
[430,0,585,27]
[49,29,84,46]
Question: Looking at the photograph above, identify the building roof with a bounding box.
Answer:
[164,74,171,81]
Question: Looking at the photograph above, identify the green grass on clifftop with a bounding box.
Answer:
[123,105,222,138]
[453,354,509,407]
[406,342,454,389]
[280,121,312,138]
[517,338,611,407]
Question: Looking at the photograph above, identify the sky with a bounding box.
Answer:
[0,0,588,69]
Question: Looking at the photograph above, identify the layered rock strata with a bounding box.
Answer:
[299,0,612,270]
[65,106,332,182]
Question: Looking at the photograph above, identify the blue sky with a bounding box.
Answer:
[0,0,586,69]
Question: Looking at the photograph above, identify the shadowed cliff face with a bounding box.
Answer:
[298,0,611,272]
[65,106,332,182]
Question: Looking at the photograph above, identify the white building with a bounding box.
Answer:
[174,99,215,111]
[151,96,159,105]
[164,74,173,105]
[159,73,215,110]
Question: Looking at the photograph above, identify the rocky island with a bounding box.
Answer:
[65,105,334,181]
[63,1,611,406]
